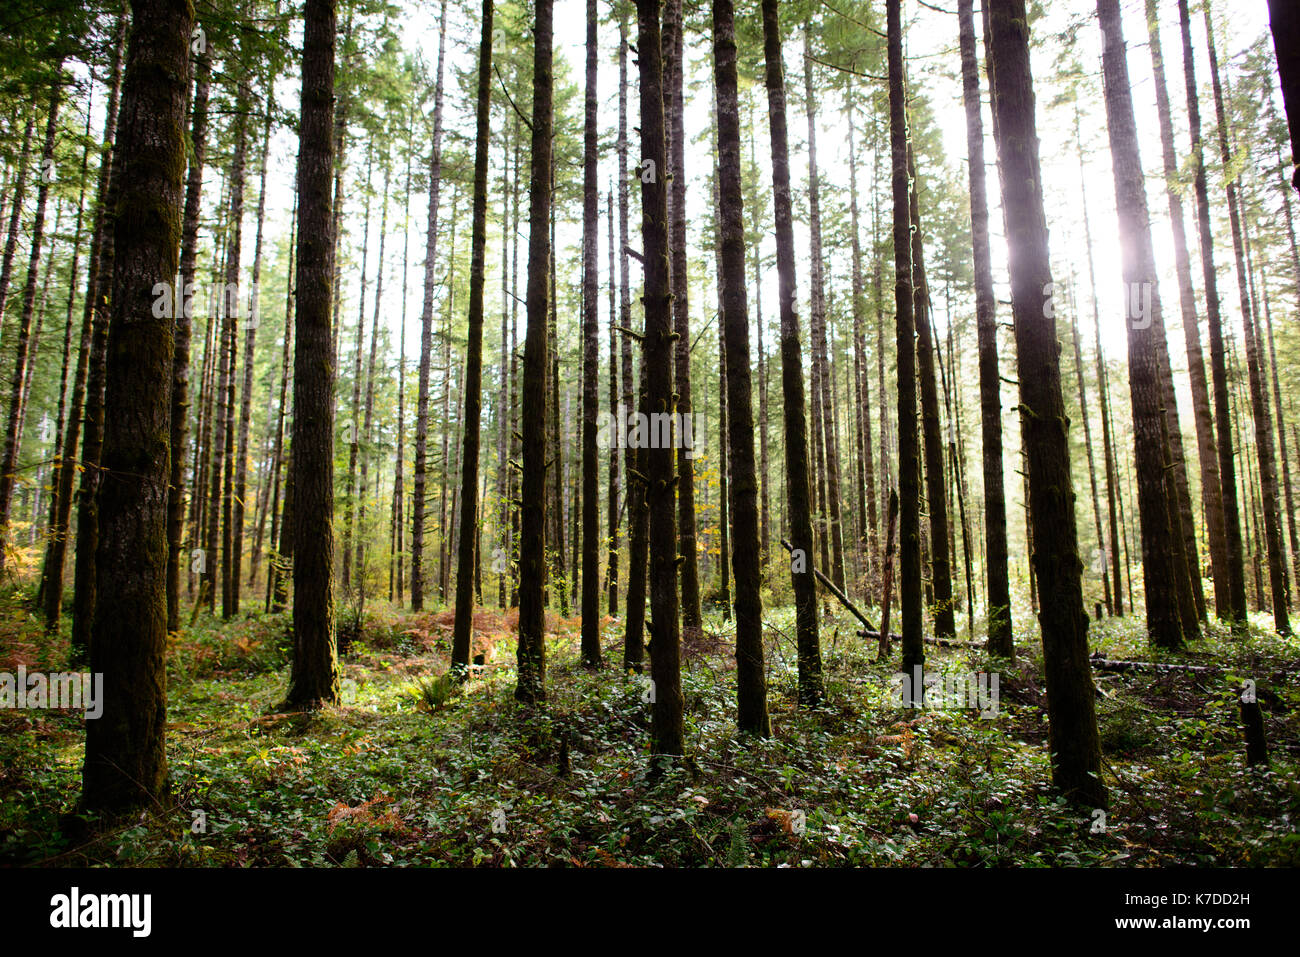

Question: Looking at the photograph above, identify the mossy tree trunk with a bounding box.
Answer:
[81,0,193,816]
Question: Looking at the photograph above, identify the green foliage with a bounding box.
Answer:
[1,593,1296,868]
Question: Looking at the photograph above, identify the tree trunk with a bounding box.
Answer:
[619,8,647,672]
[43,12,126,638]
[907,145,956,641]
[750,100,771,573]
[232,78,275,614]
[1097,0,1196,648]
[1267,0,1300,190]
[958,0,1012,654]
[988,0,1106,808]
[37,89,94,623]
[410,0,449,612]
[764,0,821,705]
[713,0,769,736]
[1147,0,1227,618]
[887,0,923,701]
[1206,4,1290,633]
[803,31,847,593]
[0,114,36,327]
[342,143,373,596]
[283,0,341,710]
[847,93,877,602]
[0,76,62,570]
[165,48,210,632]
[635,0,685,761]
[1179,0,1248,624]
[517,0,554,705]
[266,189,296,612]
[662,0,702,638]
[606,188,620,615]
[579,0,601,666]
[80,0,192,816]
[451,0,495,672]
[495,118,511,611]
[215,80,250,620]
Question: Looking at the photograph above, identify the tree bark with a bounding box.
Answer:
[662,0,701,638]
[579,0,601,666]
[887,0,923,700]
[764,0,822,706]
[80,0,192,816]
[1098,0,1196,648]
[283,0,341,710]
[1206,4,1290,633]
[411,0,448,612]
[451,0,495,672]
[517,0,554,705]
[636,0,685,760]
[714,0,769,737]
[1179,0,1248,624]
[988,0,1106,808]
[1146,0,1227,618]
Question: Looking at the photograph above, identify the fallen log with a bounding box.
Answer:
[1087,657,1220,675]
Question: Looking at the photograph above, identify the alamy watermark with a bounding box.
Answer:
[596,403,707,459]
[0,667,103,719]
[891,666,1000,718]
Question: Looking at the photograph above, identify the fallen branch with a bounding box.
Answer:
[779,538,876,633]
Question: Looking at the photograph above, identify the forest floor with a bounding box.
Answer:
[1,586,1297,867]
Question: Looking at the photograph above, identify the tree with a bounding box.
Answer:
[411,0,449,612]
[662,0,701,638]
[957,0,1012,655]
[986,0,1105,808]
[1179,0,1248,625]
[452,0,495,673]
[579,0,601,667]
[1268,0,1299,189]
[713,0,769,737]
[517,0,554,705]
[907,144,956,641]
[636,0,684,760]
[618,5,648,674]
[166,46,211,634]
[0,74,62,571]
[283,0,341,710]
[1097,0,1196,648]
[1206,4,1290,635]
[887,0,922,700]
[1145,0,1228,620]
[41,12,127,639]
[232,75,276,615]
[763,0,821,706]
[802,27,846,593]
[81,0,193,815]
